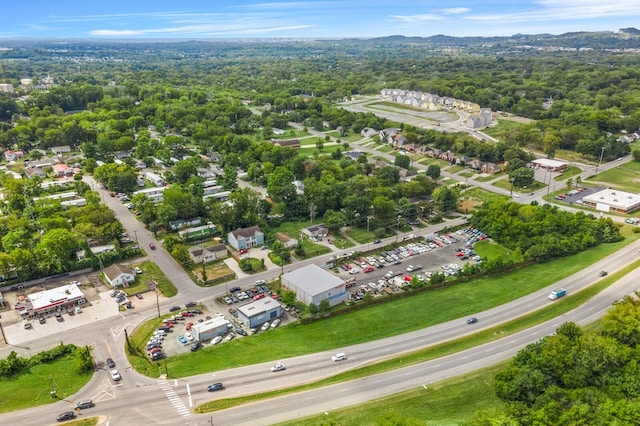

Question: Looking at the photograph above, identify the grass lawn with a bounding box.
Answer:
[0,352,93,413]
[344,226,375,244]
[329,233,355,249]
[193,261,235,286]
[298,145,343,157]
[271,220,317,238]
[586,159,640,192]
[464,187,509,204]
[447,165,466,173]
[475,174,501,183]
[122,260,177,297]
[553,165,583,181]
[135,231,637,380]
[296,238,332,259]
[473,240,512,260]
[377,145,393,153]
[280,364,505,426]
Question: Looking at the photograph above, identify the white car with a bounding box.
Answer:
[331,353,347,362]
[271,362,286,372]
[212,336,222,345]
[348,268,360,275]
[270,319,281,329]
[225,332,235,342]
[260,322,270,332]
[110,369,121,381]
[185,332,194,342]
[134,267,142,274]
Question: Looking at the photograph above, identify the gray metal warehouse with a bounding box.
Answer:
[281,264,347,308]
[237,297,282,328]
[191,317,229,341]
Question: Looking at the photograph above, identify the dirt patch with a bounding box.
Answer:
[458,198,481,213]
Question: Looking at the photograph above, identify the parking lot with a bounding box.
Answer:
[331,228,487,300]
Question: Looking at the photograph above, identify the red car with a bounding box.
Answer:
[162,321,175,328]
[456,252,464,257]
[185,322,194,330]
[253,293,266,301]
[149,242,156,250]
[181,311,194,317]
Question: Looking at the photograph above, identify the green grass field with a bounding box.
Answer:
[123,261,177,297]
[0,353,93,413]
[344,226,375,244]
[587,159,640,192]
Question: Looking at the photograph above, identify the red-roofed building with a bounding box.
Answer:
[52,163,73,177]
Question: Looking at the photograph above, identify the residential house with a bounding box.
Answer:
[4,150,24,162]
[103,264,135,288]
[360,127,379,138]
[392,134,408,149]
[303,224,328,239]
[227,226,265,250]
[439,150,456,163]
[398,169,418,181]
[52,163,73,177]
[379,128,401,144]
[270,139,300,149]
[188,244,229,264]
[51,145,72,155]
[277,233,298,249]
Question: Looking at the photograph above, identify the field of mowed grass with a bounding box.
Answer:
[0,353,93,413]
[587,159,640,192]
[133,232,637,379]
[279,364,505,426]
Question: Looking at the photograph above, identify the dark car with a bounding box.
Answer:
[190,341,201,352]
[169,305,181,312]
[135,293,143,300]
[185,301,197,308]
[373,239,381,244]
[466,317,478,325]
[149,242,156,250]
[235,327,248,336]
[190,308,203,314]
[38,317,46,324]
[74,399,94,410]
[56,411,76,422]
[207,382,224,392]
[150,351,165,360]
[598,270,608,277]
[106,358,116,368]
[230,286,241,293]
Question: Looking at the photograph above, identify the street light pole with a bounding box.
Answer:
[395,215,401,243]
[154,284,160,319]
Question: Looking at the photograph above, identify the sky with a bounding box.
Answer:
[1,0,638,40]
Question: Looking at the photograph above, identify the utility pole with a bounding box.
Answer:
[594,145,606,176]
[154,283,160,319]
[50,375,57,398]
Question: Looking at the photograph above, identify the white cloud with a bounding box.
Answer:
[389,14,443,23]
[443,8,470,14]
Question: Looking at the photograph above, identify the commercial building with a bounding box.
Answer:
[281,264,347,308]
[191,317,229,341]
[582,188,640,214]
[529,158,568,172]
[14,284,86,318]
[236,297,282,329]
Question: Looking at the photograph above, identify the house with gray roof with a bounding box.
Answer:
[227,226,265,250]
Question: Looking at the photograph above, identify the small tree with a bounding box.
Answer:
[319,299,330,313]
[308,302,319,315]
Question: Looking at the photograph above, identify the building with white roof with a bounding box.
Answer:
[236,297,282,328]
[14,283,86,318]
[582,188,640,214]
[530,158,568,172]
[281,264,347,308]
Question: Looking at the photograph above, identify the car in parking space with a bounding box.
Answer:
[467,317,478,324]
[24,322,32,329]
[185,301,197,308]
[178,335,188,345]
[169,305,181,312]
[110,369,121,381]
[150,351,165,361]
[271,362,286,372]
[331,353,347,362]
[190,341,201,351]
[185,322,194,330]
[56,411,77,422]
[73,399,94,410]
[271,318,281,328]
[212,335,223,345]
[235,327,247,336]
[207,382,224,392]
[255,279,266,286]
[106,358,116,368]
[185,332,194,342]
[260,322,270,332]
[225,332,235,341]
[135,293,143,300]
[190,308,203,314]
[181,311,194,317]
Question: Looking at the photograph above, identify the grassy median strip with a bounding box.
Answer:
[195,260,640,414]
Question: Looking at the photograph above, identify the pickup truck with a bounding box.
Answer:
[548,288,567,300]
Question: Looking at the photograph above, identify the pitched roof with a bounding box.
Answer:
[231,226,263,239]
[104,264,133,280]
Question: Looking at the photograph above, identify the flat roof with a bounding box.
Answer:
[583,188,640,210]
[282,264,345,295]
[237,297,281,318]
[192,316,227,332]
[531,158,567,167]
[30,284,84,310]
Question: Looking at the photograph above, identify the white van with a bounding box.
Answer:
[331,353,347,362]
